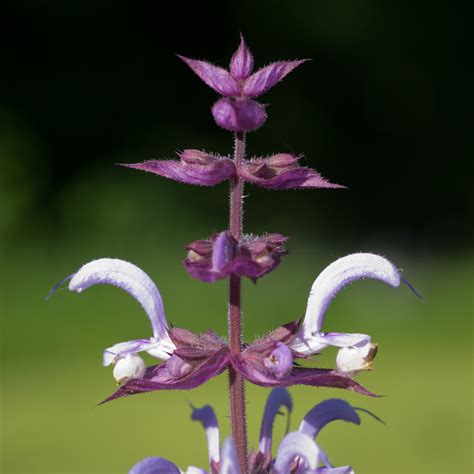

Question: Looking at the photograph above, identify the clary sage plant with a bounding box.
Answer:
[51,36,414,473]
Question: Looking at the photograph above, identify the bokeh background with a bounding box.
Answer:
[1,1,472,473]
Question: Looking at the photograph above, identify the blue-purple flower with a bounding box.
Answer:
[129,388,364,473]
[56,252,403,402]
[178,35,306,132]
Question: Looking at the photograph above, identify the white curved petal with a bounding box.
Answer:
[69,258,175,356]
[103,339,162,366]
[292,253,400,355]
[291,332,370,355]
[219,438,240,474]
[191,405,220,465]
[273,432,319,473]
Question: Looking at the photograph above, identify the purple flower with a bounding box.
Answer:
[184,231,288,283]
[58,252,401,403]
[226,253,401,395]
[64,258,230,390]
[239,153,345,190]
[178,35,307,132]
[289,253,401,375]
[128,388,364,473]
[67,259,176,379]
[122,149,236,187]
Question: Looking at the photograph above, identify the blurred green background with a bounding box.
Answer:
[1,1,472,473]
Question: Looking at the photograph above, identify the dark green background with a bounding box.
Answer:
[1,1,472,473]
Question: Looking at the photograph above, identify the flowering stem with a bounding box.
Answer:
[228,131,248,472]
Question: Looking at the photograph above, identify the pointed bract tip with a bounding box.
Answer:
[230,33,254,79]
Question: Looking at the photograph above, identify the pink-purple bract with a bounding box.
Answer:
[178,35,307,132]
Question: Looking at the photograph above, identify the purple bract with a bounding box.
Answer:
[122,149,343,191]
[122,149,236,187]
[239,153,345,190]
[184,231,288,283]
[178,35,307,132]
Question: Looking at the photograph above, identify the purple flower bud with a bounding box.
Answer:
[264,343,293,379]
[211,98,267,132]
[178,37,307,133]
[211,231,236,273]
[167,354,193,378]
[184,232,288,283]
[230,34,254,80]
[240,153,345,190]
[178,149,216,163]
[185,231,236,283]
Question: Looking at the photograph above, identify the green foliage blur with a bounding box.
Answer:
[1,1,472,473]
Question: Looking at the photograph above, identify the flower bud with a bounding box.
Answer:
[184,232,288,283]
[212,97,267,132]
[112,353,146,383]
[167,354,193,378]
[264,343,293,379]
[178,149,215,164]
[336,343,378,375]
